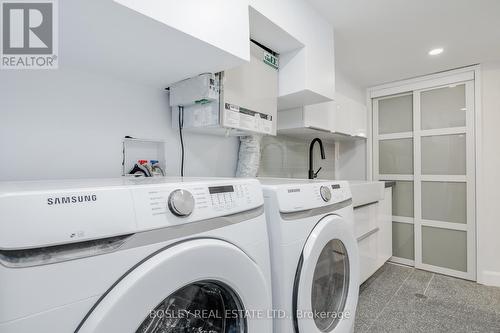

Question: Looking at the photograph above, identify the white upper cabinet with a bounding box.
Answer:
[334,93,368,138]
[304,102,335,132]
[114,0,250,61]
[61,0,250,86]
[248,0,336,110]
[60,0,334,105]
[277,92,367,141]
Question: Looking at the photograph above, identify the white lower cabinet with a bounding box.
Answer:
[377,187,393,266]
[354,187,393,284]
[356,202,379,283]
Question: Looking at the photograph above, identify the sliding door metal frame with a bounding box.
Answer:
[372,91,415,266]
[370,67,478,280]
[412,80,476,280]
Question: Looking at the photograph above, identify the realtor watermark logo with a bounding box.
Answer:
[1,0,58,69]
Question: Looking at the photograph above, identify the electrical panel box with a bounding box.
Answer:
[169,42,278,136]
[169,73,219,107]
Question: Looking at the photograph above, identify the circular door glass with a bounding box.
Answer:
[136,281,245,333]
[311,239,350,332]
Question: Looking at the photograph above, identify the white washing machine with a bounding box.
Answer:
[0,177,273,333]
[259,178,360,333]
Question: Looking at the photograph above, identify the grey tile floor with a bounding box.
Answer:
[355,263,500,333]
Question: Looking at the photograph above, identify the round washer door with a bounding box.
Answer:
[294,215,360,333]
[77,239,272,333]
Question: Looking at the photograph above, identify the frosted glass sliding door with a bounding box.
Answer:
[414,82,475,280]
[373,93,415,265]
[373,79,476,280]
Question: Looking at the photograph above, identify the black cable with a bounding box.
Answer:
[178,105,185,177]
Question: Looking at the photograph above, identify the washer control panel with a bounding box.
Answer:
[168,189,195,217]
[208,184,251,211]
[0,178,264,249]
[132,179,263,230]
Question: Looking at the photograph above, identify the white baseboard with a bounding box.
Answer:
[478,270,500,287]
[389,256,414,267]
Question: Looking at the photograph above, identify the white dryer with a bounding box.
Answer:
[0,177,273,333]
[259,178,359,333]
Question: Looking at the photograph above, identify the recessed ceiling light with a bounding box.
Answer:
[428,48,444,56]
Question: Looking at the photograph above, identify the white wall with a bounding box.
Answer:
[334,70,367,180]
[335,140,367,180]
[0,68,239,181]
[477,62,500,286]
[335,70,366,104]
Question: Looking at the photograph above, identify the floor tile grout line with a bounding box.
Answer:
[423,273,434,296]
[363,263,410,291]
[364,268,415,332]
[358,264,500,333]
[362,265,390,290]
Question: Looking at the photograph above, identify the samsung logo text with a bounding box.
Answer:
[47,195,97,206]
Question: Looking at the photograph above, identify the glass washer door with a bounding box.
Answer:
[76,239,271,333]
[311,239,350,332]
[137,280,245,333]
[294,215,359,333]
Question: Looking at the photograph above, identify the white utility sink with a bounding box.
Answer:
[348,181,385,207]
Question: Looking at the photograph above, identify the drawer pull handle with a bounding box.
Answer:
[357,227,380,242]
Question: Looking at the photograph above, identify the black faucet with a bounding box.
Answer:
[308,138,325,179]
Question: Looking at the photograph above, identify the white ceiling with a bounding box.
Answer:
[308,0,500,88]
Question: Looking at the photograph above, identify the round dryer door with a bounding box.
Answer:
[293,215,360,333]
[76,239,272,333]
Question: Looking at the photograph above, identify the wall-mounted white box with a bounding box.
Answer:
[122,138,166,176]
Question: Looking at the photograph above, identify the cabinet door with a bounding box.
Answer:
[115,0,250,61]
[357,230,379,284]
[351,103,368,138]
[332,93,367,136]
[353,203,378,239]
[377,187,393,266]
[332,94,352,135]
[300,93,368,135]
[354,203,380,284]
[303,102,334,132]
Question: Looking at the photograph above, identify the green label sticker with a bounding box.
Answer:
[263,52,279,69]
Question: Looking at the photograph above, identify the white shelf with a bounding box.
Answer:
[277,127,366,144]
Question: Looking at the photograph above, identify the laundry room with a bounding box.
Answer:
[1,1,500,332]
